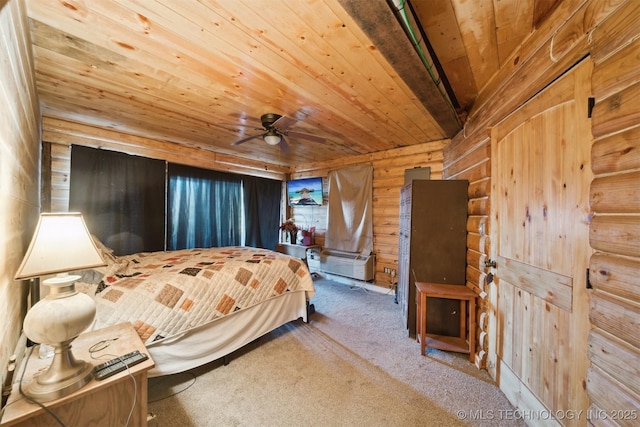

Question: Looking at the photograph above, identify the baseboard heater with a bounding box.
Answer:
[314,249,375,282]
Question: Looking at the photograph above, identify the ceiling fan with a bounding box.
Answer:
[229,113,325,153]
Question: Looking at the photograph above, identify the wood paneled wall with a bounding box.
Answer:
[41,116,289,183]
[442,0,640,421]
[0,0,41,391]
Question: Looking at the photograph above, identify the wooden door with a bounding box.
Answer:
[489,59,593,425]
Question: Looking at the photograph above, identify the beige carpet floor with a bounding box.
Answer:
[147,278,524,426]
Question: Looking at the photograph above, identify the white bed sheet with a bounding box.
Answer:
[144,289,308,377]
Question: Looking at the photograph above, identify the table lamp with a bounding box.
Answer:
[14,212,107,401]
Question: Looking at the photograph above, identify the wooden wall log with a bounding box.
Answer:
[448,160,490,183]
[591,81,640,139]
[586,365,640,426]
[589,0,640,64]
[467,215,490,235]
[469,177,491,199]
[591,126,640,175]
[444,133,488,168]
[590,289,640,349]
[590,171,640,213]
[466,265,485,295]
[589,215,640,258]
[591,38,640,100]
[467,233,489,256]
[467,248,484,273]
[443,141,490,178]
[589,252,640,302]
[588,327,640,397]
[469,197,489,216]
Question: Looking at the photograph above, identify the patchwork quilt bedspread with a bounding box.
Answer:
[91,246,315,345]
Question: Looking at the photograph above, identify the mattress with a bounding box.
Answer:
[84,246,315,364]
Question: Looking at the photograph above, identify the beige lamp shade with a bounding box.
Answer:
[15,212,106,280]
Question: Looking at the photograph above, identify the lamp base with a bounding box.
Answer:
[22,274,97,402]
[25,342,93,402]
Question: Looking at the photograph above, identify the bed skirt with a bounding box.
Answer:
[145,290,308,377]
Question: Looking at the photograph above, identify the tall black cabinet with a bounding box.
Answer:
[397,180,468,337]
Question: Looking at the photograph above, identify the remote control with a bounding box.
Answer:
[93,350,142,371]
[93,350,149,380]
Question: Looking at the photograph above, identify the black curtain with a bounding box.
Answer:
[69,145,165,256]
[243,175,282,250]
[167,164,242,250]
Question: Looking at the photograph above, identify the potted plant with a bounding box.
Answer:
[279,218,299,244]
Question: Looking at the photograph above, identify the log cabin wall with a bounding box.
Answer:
[290,141,447,289]
[0,0,40,390]
[586,4,640,419]
[443,129,491,369]
[442,0,640,421]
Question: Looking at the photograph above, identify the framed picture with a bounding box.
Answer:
[288,177,323,206]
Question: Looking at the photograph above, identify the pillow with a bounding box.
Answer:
[74,280,99,296]
[91,235,118,265]
[72,267,107,285]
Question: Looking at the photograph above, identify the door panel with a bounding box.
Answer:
[490,59,593,425]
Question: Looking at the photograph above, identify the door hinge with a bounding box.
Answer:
[588,97,595,118]
[586,268,592,289]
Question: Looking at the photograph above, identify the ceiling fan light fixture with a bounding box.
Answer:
[263,129,281,145]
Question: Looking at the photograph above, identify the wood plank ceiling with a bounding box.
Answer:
[25,0,547,168]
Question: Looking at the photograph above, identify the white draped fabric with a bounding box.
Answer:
[325,165,374,255]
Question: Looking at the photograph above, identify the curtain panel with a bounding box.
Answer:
[69,145,165,256]
[69,146,282,253]
[325,165,374,254]
[167,164,243,250]
[243,175,282,250]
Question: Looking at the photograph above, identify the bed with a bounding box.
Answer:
[79,243,316,377]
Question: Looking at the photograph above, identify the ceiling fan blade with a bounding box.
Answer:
[279,136,291,153]
[272,115,297,130]
[286,130,325,143]
[231,134,263,146]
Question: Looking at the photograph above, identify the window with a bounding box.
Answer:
[167,164,243,250]
[70,146,282,254]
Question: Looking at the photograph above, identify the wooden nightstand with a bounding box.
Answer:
[415,281,477,363]
[1,322,154,427]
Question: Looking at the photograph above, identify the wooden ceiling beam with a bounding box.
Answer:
[337,0,462,137]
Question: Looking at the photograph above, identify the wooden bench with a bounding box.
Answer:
[415,281,477,363]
